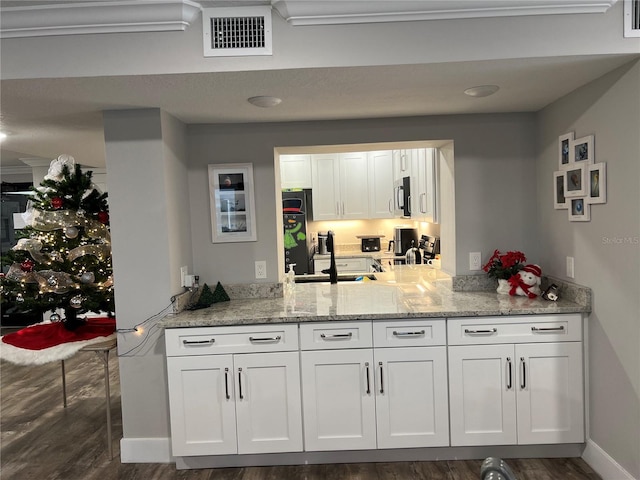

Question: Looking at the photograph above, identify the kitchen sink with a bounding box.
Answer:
[295,274,377,283]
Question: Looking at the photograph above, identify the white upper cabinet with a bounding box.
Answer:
[311,152,369,220]
[393,149,411,181]
[280,154,312,189]
[411,148,439,223]
[368,151,395,219]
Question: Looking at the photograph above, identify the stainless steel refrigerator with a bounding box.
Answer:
[283,190,313,275]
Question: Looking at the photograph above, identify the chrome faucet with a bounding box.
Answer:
[321,230,338,284]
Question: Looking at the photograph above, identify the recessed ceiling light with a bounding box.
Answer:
[464,85,500,98]
[247,96,282,108]
[0,132,7,142]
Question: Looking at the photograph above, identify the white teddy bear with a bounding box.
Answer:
[508,264,542,298]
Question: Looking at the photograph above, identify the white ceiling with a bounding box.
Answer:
[2,53,636,169]
[0,0,636,171]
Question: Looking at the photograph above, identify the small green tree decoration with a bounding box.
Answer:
[0,155,114,329]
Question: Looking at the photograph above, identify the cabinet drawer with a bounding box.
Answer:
[373,318,446,347]
[447,314,582,345]
[314,257,369,273]
[299,321,372,350]
[165,324,298,356]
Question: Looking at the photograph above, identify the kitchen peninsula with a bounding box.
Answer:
[160,266,590,470]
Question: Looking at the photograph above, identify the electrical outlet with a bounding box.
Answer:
[566,256,575,278]
[255,260,267,279]
[469,252,482,271]
[180,266,188,287]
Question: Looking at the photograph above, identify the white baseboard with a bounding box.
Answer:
[120,437,174,463]
[582,439,636,480]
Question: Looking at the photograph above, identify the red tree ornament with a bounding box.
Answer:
[20,259,35,272]
[51,197,64,209]
[97,211,109,224]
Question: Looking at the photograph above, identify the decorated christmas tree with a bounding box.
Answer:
[0,155,114,329]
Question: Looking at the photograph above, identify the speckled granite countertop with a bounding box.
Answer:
[159,266,590,329]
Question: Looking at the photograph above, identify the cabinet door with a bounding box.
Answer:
[311,154,341,220]
[393,149,411,181]
[339,152,370,219]
[167,355,237,456]
[368,151,394,219]
[301,349,376,451]
[516,342,584,445]
[412,148,438,223]
[234,351,303,454]
[280,154,312,189]
[374,346,449,448]
[448,344,517,446]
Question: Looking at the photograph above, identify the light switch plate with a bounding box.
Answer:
[566,256,575,278]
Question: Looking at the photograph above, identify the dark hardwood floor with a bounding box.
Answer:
[1,342,602,480]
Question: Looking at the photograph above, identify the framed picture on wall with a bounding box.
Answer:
[571,135,594,164]
[568,198,590,222]
[558,132,574,169]
[586,162,607,204]
[208,163,257,243]
[564,163,588,198]
[553,171,568,209]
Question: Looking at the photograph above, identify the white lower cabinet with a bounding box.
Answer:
[166,325,303,457]
[447,315,584,447]
[165,314,585,462]
[374,346,449,448]
[301,348,377,451]
[299,319,449,452]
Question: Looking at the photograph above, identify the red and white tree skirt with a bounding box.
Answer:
[1,317,116,365]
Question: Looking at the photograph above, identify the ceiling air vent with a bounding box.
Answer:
[625,0,640,37]
[202,6,272,57]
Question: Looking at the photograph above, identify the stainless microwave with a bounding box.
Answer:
[394,176,411,217]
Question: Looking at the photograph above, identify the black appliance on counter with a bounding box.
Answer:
[419,235,440,261]
[394,176,411,217]
[283,190,314,275]
[387,226,419,265]
[357,235,383,252]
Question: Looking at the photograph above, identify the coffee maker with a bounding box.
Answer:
[387,227,419,259]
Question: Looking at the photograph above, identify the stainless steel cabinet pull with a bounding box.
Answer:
[531,326,565,332]
[182,339,215,345]
[320,332,353,340]
[407,195,411,214]
[520,357,526,389]
[420,192,426,213]
[238,368,244,400]
[506,357,512,390]
[379,361,384,394]
[365,362,371,395]
[388,199,393,213]
[224,367,230,400]
[464,328,497,335]
[249,335,282,343]
[393,330,425,337]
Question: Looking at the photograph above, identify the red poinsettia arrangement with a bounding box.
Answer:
[482,250,527,280]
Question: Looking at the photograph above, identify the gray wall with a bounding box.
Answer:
[188,113,538,284]
[104,108,192,442]
[536,60,640,478]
